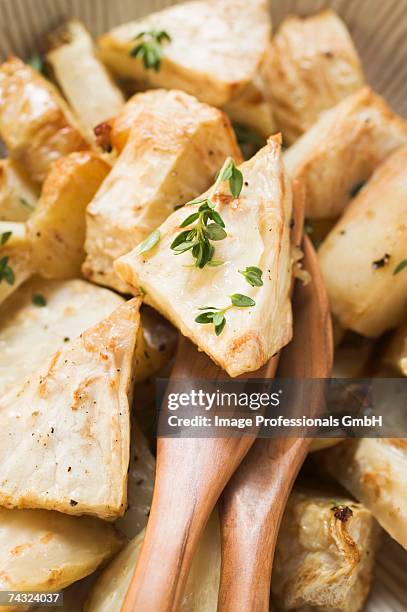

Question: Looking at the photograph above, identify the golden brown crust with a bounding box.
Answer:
[83,89,242,292]
[26,151,110,280]
[285,87,407,219]
[0,57,89,182]
[264,10,364,144]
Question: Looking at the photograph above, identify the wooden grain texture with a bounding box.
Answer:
[121,179,304,612]
[217,236,333,612]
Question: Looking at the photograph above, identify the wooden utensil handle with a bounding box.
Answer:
[218,438,310,612]
[122,436,255,612]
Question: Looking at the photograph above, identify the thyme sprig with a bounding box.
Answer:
[129,30,171,71]
[393,259,407,275]
[32,293,47,307]
[195,293,255,336]
[0,256,15,286]
[0,231,12,246]
[171,158,243,268]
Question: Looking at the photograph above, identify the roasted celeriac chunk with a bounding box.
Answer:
[284,87,407,219]
[0,507,122,604]
[223,71,276,139]
[0,277,123,396]
[98,0,271,108]
[47,20,125,132]
[311,333,374,453]
[134,306,177,384]
[0,298,141,520]
[319,147,407,337]
[272,488,381,611]
[0,57,89,183]
[85,529,144,612]
[27,151,110,280]
[264,10,364,144]
[0,277,176,398]
[384,322,407,376]
[86,487,379,612]
[85,511,221,612]
[0,222,32,306]
[115,136,293,377]
[0,159,38,221]
[83,89,242,292]
[100,89,241,155]
[317,439,407,550]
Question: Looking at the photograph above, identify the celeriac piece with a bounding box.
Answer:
[284,87,407,219]
[223,72,276,139]
[0,221,32,306]
[100,89,240,155]
[264,10,364,144]
[311,333,373,453]
[97,0,271,108]
[0,507,122,604]
[83,89,242,292]
[85,529,144,612]
[27,151,110,279]
[0,278,175,398]
[0,159,38,221]
[383,321,407,375]
[319,147,407,337]
[134,306,177,384]
[0,57,89,183]
[47,20,125,132]
[0,277,123,396]
[272,488,381,611]
[86,487,379,612]
[317,439,407,550]
[0,298,141,520]
[85,511,221,612]
[115,136,293,377]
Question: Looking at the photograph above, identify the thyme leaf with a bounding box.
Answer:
[0,256,15,286]
[238,266,263,287]
[393,259,407,275]
[32,293,47,307]
[129,30,171,71]
[135,229,161,256]
[0,231,12,246]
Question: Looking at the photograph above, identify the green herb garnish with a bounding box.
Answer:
[233,123,265,159]
[393,259,407,275]
[0,256,15,286]
[129,30,171,71]
[28,53,44,73]
[171,158,243,268]
[32,293,47,307]
[195,293,255,336]
[0,231,12,246]
[239,266,263,287]
[134,229,161,257]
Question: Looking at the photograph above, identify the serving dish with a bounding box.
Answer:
[0,0,406,611]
